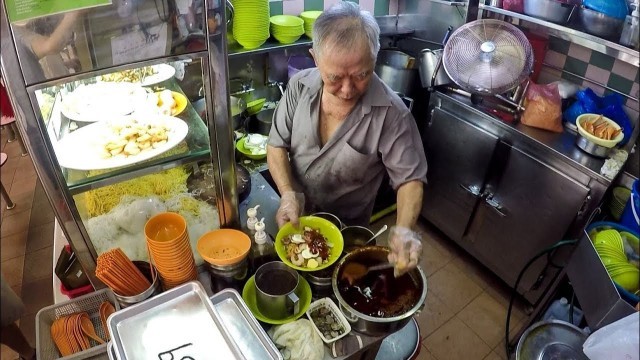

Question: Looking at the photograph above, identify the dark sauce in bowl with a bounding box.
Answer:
[338,264,420,318]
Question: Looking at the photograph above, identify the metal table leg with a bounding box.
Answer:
[1,181,15,209]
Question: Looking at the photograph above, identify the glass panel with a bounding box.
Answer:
[33,57,212,191]
[72,159,221,267]
[10,0,207,86]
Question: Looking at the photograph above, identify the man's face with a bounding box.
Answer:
[312,41,374,104]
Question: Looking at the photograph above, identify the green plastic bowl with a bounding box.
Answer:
[270,15,304,27]
[300,11,322,21]
[612,269,640,293]
[275,216,344,272]
[235,137,267,160]
[246,98,266,115]
[273,34,302,44]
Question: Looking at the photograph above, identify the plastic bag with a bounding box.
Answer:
[521,82,563,133]
[503,0,524,12]
[583,312,639,360]
[269,319,324,360]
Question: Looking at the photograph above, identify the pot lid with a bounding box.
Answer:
[442,19,534,95]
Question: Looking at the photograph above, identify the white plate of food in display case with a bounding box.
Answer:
[55,115,189,171]
[60,82,149,123]
[98,64,176,86]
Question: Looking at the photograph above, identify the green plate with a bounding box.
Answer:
[236,137,267,160]
[275,216,344,272]
[242,274,312,325]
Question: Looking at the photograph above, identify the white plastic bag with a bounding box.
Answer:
[583,312,639,360]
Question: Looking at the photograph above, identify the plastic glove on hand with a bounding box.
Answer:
[276,191,305,229]
[387,226,422,277]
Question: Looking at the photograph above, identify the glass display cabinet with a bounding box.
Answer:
[0,0,238,287]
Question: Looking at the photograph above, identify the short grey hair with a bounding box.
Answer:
[312,2,380,63]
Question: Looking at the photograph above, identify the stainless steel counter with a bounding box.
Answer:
[435,90,637,189]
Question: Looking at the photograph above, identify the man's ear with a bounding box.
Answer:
[309,48,318,66]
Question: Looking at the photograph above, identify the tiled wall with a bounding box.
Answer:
[269,0,393,17]
[538,36,640,120]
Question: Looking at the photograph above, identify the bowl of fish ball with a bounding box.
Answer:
[197,229,251,266]
[331,246,427,336]
[576,114,624,148]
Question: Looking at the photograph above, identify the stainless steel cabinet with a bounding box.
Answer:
[421,94,591,305]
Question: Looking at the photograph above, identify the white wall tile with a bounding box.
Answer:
[282,0,304,15]
[389,0,398,15]
[568,43,592,63]
[585,64,611,86]
[324,0,341,10]
[360,0,376,13]
[544,50,567,69]
[612,59,639,81]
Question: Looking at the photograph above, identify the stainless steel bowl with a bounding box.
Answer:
[332,246,427,336]
[524,0,577,24]
[341,226,375,252]
[579,7,625,38]
[576,135,611,158]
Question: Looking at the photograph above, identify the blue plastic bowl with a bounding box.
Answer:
[583,0,629,19]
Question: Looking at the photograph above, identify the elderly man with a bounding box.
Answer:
[267,2,427,275]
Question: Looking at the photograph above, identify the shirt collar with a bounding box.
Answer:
[299,69,393,111]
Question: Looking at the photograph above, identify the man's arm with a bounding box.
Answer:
[30,12,80,59]
[267,145,297,195]
[395,180,423,229]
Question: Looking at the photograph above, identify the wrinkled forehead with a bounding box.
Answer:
[316,37,374,70]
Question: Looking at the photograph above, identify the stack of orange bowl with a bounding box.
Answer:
[300,11,322,38]
[593,229,640,293]
[231,0,270,49]
[145,212,198,290]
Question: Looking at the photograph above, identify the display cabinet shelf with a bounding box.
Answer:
[228,38,313,58]
[479,4,640,67]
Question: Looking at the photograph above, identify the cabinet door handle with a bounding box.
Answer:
[459,184,481,197]
[484,196,506,217]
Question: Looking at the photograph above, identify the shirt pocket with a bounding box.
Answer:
[329,142,380,186]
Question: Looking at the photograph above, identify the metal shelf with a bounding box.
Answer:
[479,4,640,67]
[228,38,312,58]
[380,26,416,37]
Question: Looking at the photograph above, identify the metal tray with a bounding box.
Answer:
[108,281,244,360]
[209,289,282,360]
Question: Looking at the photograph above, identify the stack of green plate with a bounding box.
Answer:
[270,15,304,44]
[299,11,322,39]
[231,0,270,49]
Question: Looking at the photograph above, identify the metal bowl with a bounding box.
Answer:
[576,135,611,158]
[524,0,577,24]
[579,7,625,38]
[341,226,375,253]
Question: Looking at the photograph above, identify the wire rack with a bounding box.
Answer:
[36,288,120,360]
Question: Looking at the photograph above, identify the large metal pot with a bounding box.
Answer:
[374,50,418,97]
[579,7,625,38]
[524,0,578,24]
[247,108,274,135]
[332,246,427,336]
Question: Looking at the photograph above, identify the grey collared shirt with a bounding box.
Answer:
[269,68,428,226]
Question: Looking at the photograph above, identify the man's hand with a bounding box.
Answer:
[276,191,305,228]
[387,226,422,277]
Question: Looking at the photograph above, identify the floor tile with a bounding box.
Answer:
[25,221,55,253]
[11,284,22,298]
[8,172,36,196]
[1,230,28,261]
[483,350,505,360]
[457,292,522,349]
[3,189,35,213]
[415,343,437,359]
[0,345,18,360]
[1,255,24,287]
[1,163,17,187]
[420,233,453,277]
[427,262,484,314]
[20,275,53,315]
[424,316,492,360]
[19,312,37,347]
[22,245,53,283]
[415,292,456,339]
[450,251,497,290]
[1,208,31,237]
[417,220,461,263]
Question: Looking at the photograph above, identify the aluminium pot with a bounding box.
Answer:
[332,246,427,336]
[374,50,418,98]
[418,49,451,89]
[523,0,578,24]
